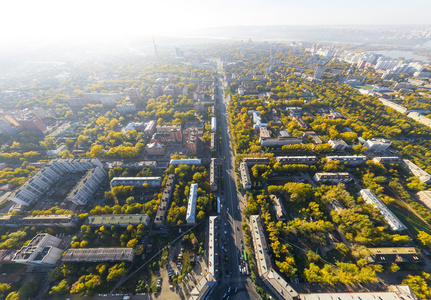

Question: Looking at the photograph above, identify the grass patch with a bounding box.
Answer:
[0,263,26,273]
[387,198,431,236]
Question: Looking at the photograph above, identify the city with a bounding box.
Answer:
[0,3,431,300]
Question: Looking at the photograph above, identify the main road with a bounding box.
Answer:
[210,66,259,299]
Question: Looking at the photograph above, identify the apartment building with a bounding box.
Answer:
[186,183,198,225]
[326,155,368,166]
[110,177,161,188]
[313,173,352,183]
[66,166,107,205]
[240,162,252,190]
[360,189,407,232]
[154,174,175,227]
[276,156,317,165]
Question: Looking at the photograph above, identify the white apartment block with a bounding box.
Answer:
[66,166,107,205]
[378,98,408,115]
[276,156,317,164]
[363,138,391,152]
[360,189,407,232]
[110,177,161,188]
[403,159,431,184]
[186,183,198,225]
[328,139,348,151]
[326,155,368,165]
[313,173,352,183]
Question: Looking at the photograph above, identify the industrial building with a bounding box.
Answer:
[12,234,63,266]
[154,174,175,227]
[360,189,407,232]
[87,214,150,227]
[62,248,134,262]
[110,177,161,188]
[186,183,198,225]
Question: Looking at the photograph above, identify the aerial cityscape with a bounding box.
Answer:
[1,1,431,300]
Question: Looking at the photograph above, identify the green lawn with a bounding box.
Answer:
[387,198,431,236]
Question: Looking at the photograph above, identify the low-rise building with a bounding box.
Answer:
[299,286,418,300]
[208,216,219,277]
[373,157,402,164]
[260,136,302,147]
[210,158,218,192]
[66,166,107,205]
[87,214,149,227]
[276,156,317,165]
[0,214,79,227]
[328,139,348,151]
[417,190,431,210]
[240,162,252,190]
[110,177,161,188]
[270,195,286,221]
[12,234,63,266]
[366,247,422,264]
[403,159,431,184]
[313,173,352,183]
[243,157,270,166]
[211,133,217,153]
[378,98,408,114]
[363,138,391,152]
[408,112,431,128]
[170,159,201,165]
[211,117,217,132]
[154,174,175,227]
[62,248,134,262]
[146,142,164,156]
[250,215,298,300]
[326,155,368,165]
[186,183,198,225]
[260,127,271,138]
[360,189,407,232]
[115,103,136,115]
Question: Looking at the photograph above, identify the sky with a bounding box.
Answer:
[1,0,431,43]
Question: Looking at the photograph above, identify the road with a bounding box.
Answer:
[211,65,260,299]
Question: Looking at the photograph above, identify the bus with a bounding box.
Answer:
[243,250,247,261]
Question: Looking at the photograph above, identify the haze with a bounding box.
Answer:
[2,0,431,44]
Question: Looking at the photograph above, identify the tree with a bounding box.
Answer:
[418,231,431,249]
[49,279,70,295]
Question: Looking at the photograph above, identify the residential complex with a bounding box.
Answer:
[403,159,431,184]
[66,166,108,205]
[276,156,317,164]
[9,158,104,206]
[326,155,368,165]
[240,162,252,190]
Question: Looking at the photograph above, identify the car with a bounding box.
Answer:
[240,239,243,243]
[228,286,231,293]
[224,231,227,234]
[235,287,238,293]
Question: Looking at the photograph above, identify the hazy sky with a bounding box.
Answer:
[2,0,431,42]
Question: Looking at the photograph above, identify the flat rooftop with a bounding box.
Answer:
[62,248,134,262]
